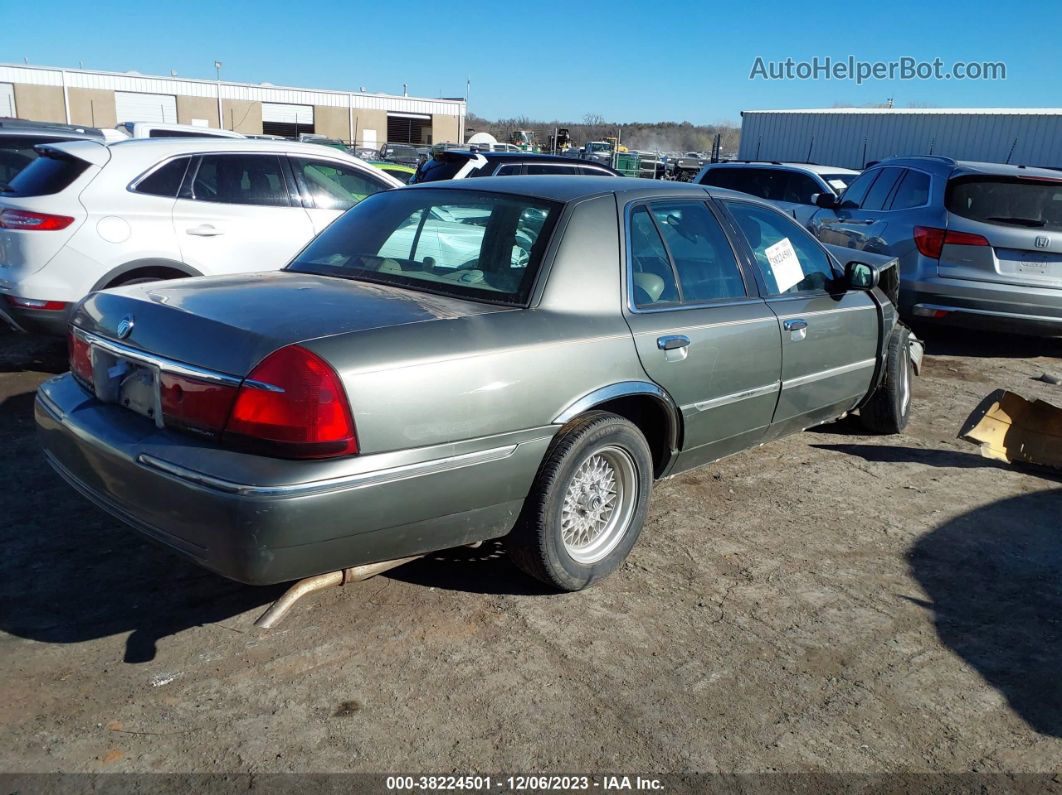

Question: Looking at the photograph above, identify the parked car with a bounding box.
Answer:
[695,161,860,225]
[0,119,105,187]
[0,138,401,334]
[37,177,920,592]
[807,156,1062,336]
[113,122,245,140]
[410,150,620,183]
[378,143,421,166]
[368,161,416,183]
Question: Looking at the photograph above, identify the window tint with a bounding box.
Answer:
[725,200,837,294]
[890,170,931,210]
[781,172,823,204]
[701,168,784,200]
[861,167,903,210]
[649,202,746,303]
[293,158,386,211]
[0,136,52,185]
[629,206,679,307]
[289,189,559,306]
[191,155,290,206]
[838,169,880,208]
[946,175,1062,232]
[526,164,579,175]
[3,151,88,196]
[134,157,189,197]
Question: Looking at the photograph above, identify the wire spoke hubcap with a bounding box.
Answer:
[560,446,638,564]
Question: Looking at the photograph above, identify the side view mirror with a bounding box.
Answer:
[813,192,839,209]
[845,260,880,291]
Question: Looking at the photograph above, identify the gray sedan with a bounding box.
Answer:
[37,177,920,594]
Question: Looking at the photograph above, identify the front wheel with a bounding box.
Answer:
[859,324,914,434]
[507,411,653,591]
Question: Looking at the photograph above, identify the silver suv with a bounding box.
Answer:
[808,156,1062,336]
[695,162,859,225]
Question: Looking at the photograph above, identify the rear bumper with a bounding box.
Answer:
[901,276,1062,336]
[36,373,553,585]
[0,300,71,335]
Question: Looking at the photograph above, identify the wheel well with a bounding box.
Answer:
[104,266,189,289]
[591,395,675,477]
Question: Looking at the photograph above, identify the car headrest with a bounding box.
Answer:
[633,272,666,302]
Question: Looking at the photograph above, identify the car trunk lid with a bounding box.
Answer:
[73,270,507,377]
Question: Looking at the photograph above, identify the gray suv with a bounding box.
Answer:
[808,156,1062,336]
[695,162,859,225]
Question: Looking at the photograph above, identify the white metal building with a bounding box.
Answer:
[739,108,1062,170]
[0,63,466,146]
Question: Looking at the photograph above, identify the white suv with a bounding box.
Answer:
[0,138,402,334]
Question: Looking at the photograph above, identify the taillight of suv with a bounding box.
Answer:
[913,226,989,259]
[0,209,75,230]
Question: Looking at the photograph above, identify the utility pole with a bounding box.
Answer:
[214,60,223,129]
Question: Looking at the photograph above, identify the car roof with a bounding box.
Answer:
[873,155,1062,179]
[0,118,105,141]
[405,174,758,204]
[448,150,603,164]
[706,161,859,175]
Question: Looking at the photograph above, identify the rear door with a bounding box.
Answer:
[622,198,781,472]
[941,173,1062,290]
[809,166,903,253]
[172,153,316,275]
[723,199,879,437]
[288,155,394,234]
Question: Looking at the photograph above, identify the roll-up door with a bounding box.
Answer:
[115,91,177,123]
[386,113,432,144]
[262,103,314,138]
[0,83,14,117]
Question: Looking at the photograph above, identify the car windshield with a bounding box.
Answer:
[288,188,561,305]
[946,175,1062,232]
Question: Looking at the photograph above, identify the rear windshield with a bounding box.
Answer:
[410,154,473,184]
[0,136,82,186]
[2,150,89,196]
[288,188,560,306]
[946,175,1062,232]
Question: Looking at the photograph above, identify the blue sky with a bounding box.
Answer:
[4,0,1055,123]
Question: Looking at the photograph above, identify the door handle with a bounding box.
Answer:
[783,319,807,331]
[657,335,691,351]
[186,224,223,237]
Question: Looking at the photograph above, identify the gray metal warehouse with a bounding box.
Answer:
[0,63,466,148]
[738,108,1062,170]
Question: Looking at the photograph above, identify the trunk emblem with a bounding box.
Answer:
[1035,235,1050,249]
[116,315,135,339]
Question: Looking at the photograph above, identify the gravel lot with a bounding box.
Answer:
[1,325,1060,776]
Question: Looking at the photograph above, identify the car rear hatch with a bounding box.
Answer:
[0,140,109,282]
[939,172,1062,290]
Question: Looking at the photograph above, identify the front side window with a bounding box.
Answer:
[191,154,290,206]
[725,200,837,295]
[838,169,880,209]
[861,167,904,211]
[292,158,386,211]
[288,188,560,305]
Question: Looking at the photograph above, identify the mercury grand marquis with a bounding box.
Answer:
[36,177,922,592]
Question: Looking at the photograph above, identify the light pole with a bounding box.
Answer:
[214,60,223,129]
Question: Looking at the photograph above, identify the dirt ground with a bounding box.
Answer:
[1,325,1060,777]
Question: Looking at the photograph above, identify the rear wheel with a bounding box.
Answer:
[859,324,913,434]
[508,411,653,591]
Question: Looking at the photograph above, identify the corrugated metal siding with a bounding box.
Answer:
[0,64,465,117]
[739,111,1062,169]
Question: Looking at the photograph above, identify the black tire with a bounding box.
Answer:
[508,411,653,591]
[859,324,914,434]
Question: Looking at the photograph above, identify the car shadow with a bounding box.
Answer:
[907,488,1062,737]
[810,441,1062,481]
[0,328,67,374]
[910,324,1062,360]
[387,540,554,597]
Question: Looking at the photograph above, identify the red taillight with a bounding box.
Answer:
[914,226,990,259]
[160,373,238,437]
[68,331,93,386]
[0,209,75,231]
[223,346,358,459]
[6,295,68,311]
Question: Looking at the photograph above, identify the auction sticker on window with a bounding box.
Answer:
[764,237,805,292]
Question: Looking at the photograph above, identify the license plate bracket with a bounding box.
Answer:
[91,346,163,427]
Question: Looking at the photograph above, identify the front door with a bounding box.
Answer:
[722,198,880,438]
[173,153,316,276]
[621,199,781,472]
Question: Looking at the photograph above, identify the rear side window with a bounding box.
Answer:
[2,151,89,196]
[946,175,1062,232]
[629,206,680,307]
[190,154,290,207]
[890,170,931,210]
[649,202,746,302]
[700,168,780,199]
[861,167,904,210]
[133,157,189,197]
[781,172,823,204]
[526,164,579,175]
